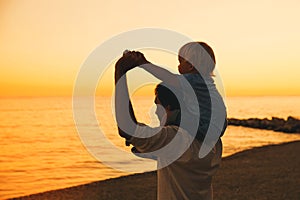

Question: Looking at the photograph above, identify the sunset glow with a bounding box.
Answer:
[1,0,300,97]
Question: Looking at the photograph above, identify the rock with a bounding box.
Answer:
[227,116,300,133]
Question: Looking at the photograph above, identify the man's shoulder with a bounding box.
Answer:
[162,125,190,135]
[162,125,194,142]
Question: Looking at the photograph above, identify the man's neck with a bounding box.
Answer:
[165,109,181,126]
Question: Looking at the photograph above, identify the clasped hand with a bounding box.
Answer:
[114,51,149,80]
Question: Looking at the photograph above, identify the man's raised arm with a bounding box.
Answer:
[114,56,138,141]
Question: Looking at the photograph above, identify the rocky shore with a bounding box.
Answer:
[228,116,300,133]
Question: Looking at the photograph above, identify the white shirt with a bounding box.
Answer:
[129,124,222,200]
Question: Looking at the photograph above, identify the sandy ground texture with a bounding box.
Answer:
[12,141,300,200]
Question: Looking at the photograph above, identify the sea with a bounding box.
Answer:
[1,96,300,199]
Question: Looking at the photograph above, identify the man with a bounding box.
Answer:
[115,55,222,200]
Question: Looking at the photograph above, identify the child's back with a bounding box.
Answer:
[177,42,227,142]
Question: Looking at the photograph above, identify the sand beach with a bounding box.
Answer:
[13,141,300,200]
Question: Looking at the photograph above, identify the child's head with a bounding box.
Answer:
[178,42,216,76]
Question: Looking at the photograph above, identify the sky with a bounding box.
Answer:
[0,0,300,97]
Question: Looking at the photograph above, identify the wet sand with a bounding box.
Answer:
[13,141,300,200]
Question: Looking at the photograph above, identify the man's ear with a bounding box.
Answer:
[165,105,172,112]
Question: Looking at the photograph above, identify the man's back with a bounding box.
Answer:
[130,123,222,200]
[157,128,222,200]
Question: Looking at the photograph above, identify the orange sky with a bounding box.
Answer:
[1,0,300,97]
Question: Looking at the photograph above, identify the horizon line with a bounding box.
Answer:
[1,94,300,98]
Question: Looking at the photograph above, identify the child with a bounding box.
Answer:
[122,42,227,157]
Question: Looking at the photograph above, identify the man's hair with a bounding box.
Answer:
[155,83,180,111]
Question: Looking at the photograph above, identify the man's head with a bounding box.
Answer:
[155,84,180,110]
[154,83,180,123]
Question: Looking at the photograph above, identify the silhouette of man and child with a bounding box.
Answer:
[114,42,227,200]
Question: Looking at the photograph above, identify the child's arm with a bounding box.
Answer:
[124,51,181,88]
[139,63,181,88]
